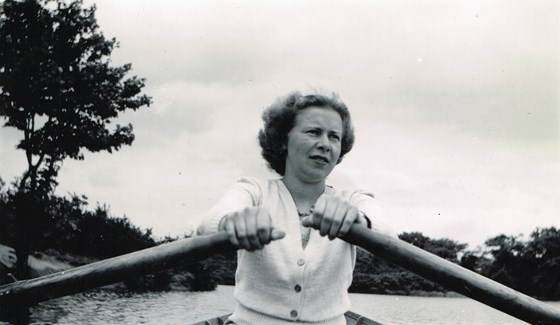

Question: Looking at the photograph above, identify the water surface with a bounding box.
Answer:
[26,286,560,324]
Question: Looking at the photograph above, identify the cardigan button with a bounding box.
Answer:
[290,310,298,318]
[297,258,305,266]
[294,284,302,292]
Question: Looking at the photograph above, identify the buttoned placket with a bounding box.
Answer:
[285,220,308,321]
[291,220,312,321]
[290,254,307,321]
[291,225,319,321]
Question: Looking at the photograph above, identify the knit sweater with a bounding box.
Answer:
[197,177,394,324]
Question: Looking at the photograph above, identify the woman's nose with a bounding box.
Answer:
[317,135,331,152]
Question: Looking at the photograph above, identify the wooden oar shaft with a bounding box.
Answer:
[0,232,235,307]
[341,225,560,325]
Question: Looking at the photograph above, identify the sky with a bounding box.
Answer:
[1,0,559,248]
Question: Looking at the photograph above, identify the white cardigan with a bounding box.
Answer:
[197,177,394,325]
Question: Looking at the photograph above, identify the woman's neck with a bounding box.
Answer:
[282,174,325,211]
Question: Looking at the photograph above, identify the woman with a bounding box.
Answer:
[197,91,394,324]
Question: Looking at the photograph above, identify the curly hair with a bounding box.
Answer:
[258,91,355,175]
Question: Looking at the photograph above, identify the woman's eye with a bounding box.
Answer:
[307,130,320,135]
[329,134,340,141]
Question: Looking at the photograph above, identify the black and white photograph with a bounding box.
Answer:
[1,0,559,324]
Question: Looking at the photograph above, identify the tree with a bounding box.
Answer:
[399,232,467,262]
[524,227,560,299]
[480,234,533,294]
[0,0,151,278]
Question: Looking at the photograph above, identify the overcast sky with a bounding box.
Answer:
[1,0,558,248]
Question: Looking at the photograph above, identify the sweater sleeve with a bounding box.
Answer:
[348,190,397,238]
[196,177,262,235]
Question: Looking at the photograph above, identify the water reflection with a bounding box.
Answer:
[30,288,236,324]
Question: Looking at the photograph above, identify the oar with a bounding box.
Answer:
[0,232,236,308]
[341,226,560,325]
[1,225,559,324]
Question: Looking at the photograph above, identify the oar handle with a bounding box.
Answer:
[342,224,560,325]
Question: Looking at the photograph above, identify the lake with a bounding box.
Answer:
[23,286,560,324]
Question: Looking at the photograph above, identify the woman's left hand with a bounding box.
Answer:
[301,195,364,240]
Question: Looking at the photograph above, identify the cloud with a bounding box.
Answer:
[333,118,560,246]
[2,0,558,247]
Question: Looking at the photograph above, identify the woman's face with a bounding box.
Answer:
[284,106,343,183]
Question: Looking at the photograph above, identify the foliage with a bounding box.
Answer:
[0,0,151,195]
[203,251,238,285]
[526,228,560,300]
[473,228,560,300]
[398,232,467,261]
[121,237,219,292]
[349,233,463,295]
[0,191,156,260]
[0,0,150,278]
[349,229,560,300]
[123,270,174,292]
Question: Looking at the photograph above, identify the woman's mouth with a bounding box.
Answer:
[309,155,329,164]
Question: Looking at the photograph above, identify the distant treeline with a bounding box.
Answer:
[0,184,558,300]
[351,230,560,301]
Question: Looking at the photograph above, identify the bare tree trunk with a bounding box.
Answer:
[14,192,32,280]
[11,192,34,324]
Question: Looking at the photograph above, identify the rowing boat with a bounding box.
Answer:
[192,311,382,325]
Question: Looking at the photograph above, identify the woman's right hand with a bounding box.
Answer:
[219,207,285,251]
